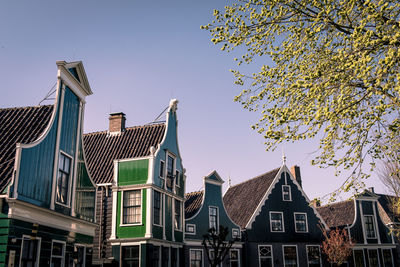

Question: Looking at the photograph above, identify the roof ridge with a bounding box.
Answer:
[0,105,53,111]
[318,199,353,208]
[84,122,165,136]
[229,167,280,189]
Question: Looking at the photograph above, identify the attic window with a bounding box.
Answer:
[282,185,292,201]
[364,215,376,238]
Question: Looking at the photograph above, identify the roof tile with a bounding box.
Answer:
[185,191,204,219]
[316,200,355,228]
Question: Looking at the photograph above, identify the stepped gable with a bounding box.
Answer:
[316,200,355,228]
[223,167,280,229]
[83,123,165,184]
[0,105,54,193]
[185,190,204,219]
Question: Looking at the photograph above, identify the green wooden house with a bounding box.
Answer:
[84,100,185,266]
[0,61,97,267]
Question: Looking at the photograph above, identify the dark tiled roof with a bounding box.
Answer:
[0,105,53,193]
[223,168,280,229]
[377,194,400,224]
[316,200,355,228]
[185,191,204,219]
[83,124,165,184]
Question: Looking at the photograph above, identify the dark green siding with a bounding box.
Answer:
[59,87,79,157]
[118,160,148,186]
[153,225,163,239]
[0,215,10,266]
[165,196,172,241]
[116,189,147,238]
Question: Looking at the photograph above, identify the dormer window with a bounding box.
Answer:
[282,185,291,201]
[364,215,376,238]
[56,153,72,206]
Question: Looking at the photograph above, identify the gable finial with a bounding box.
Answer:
[282,147,287,165]
[228,176,231,188]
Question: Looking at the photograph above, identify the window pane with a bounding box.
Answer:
[154,191,161,225]
[383,249,393,267]
[368,249,379,267]
[175,200,181,229]
[259,246,273,267]
[152,246,160,267]
[295,214,307,232]
[354,250,364,267]
[307,246,321,267]
[123,190,141,224]
[284,246,298,267]
[122,246,139,267]
[364,216,376,238]
[190,250,202,267]
[270,212,283,231]
[159,161,165,178]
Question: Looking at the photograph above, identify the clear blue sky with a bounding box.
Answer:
[0,0,388,201]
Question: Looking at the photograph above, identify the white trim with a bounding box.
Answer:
[209,206,219,231]
[189,248,204,267]
[359,201,368,244]
[58,67,89,100]
[306,245,322,267]
[367,248,381,267]
[7,199,96,236]
[174,199,183,232]
[19,235,41,267]
[353,248,366,267]
[269,211,284,232]
[246,165,329,230]
[147,152,155,184]
[163,193,166,239]
[165,151,176,192]
[258,245,273,267]
[71,101,83,217]
[73,244,87,267]
[111,160,118,239]
[282,245,298,267]
[50,83,66,210]
[120,189,143,226]
[55,151,73,207]
[282,184,292,201]
[229,248,240,267]
[372,202,381,244]
[145,188,152,238]
[185,223,196,235]
[50,240,66,267]
[232,228,241,239]
[294,212,308,233]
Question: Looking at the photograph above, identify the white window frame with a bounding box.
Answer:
[381,248,394,267]
[209,249,221,267]
[368,249,381,267]
[306,245,322,267]
[19,235,41,267]
[269,211,284,232]
[120,244,140,267]
[230,249,240,267]
[232,228,241,239]
[120,189,142,226]
[189,249,203,267]
[294,212,308,233]
[258,245,273,267]
[56,151,73,207]
[282,245,299,267]
[166,152,176,190]
[153,189,162,226]
[209,206,219,231]
[159,160,165,179]
[174,199,182,231]
[282,185,292,201]
[364,215,377,239]
[175,169,181,188]
[50,240,66,267]
[353,249,366,267]
[186,224,196,235]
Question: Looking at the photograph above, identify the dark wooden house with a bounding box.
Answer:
[223,164,329,267]
[317,189,398,267]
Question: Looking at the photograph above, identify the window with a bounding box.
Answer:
[176,170,180,187]
[368,249,379,267]
[230,249,240,267]
[159,160,165,178]
[162,247,169,267]
[50,241,65,267]
[123,190,141,224]
[190,249,203,267]
[186,224,196,234]
[152,246,160,267]
[283,246,298,267]
[364,215,376,238]
[122,246,139,267]
[74,245,86,267]
[294,213,308,233]
[209,250,220,267]
[209,207,219,230]
[57,153,71,205]
[282,185,292,201]
[232,228,240,239]
[166,155,175,190]
[154,191,162,225]
[20,236,40,267]
[174,200,181,230]
[171,248,178,267]
[270,212,284,232]
[382,249,393,267]
[353,249,365,267]
[258,245,273,267]
[306,246,321,267]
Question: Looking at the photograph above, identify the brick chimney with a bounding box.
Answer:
[109,112,126,133]
[290,165,302,188]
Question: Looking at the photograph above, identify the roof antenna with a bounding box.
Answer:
[282,146,287,165]
[228,174,231,188]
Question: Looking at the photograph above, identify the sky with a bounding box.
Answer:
[0,0,390,202]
